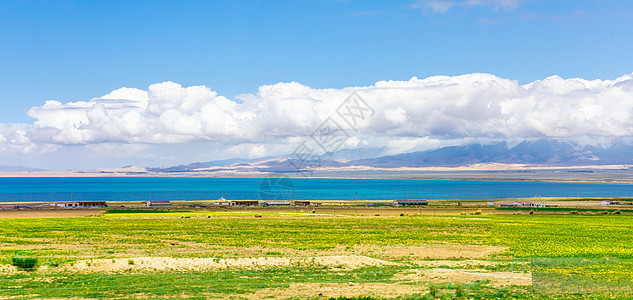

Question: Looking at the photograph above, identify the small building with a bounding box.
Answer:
[78,201,108,208]
[55,201,107,208]
[600,200,619,206]
[147,200,172,207]
[512,201,545,208]
[231,200,260,206]
[394,200,428,206]
[294,201,311,206]
[264,201,291,206]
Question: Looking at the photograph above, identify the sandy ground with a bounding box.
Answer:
[56,255,397,273]
[244,266,532,299]
[0,209,102,218]
[1,256,530,298]
[422,268,531,287]
[245,282,427,299]
[406,259,532,287]
[355,244,507,260]
[0,242,508,265]
[390,267,531,287]
[414,259,512,268]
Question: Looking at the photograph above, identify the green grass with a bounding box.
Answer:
[105,209,191,214]
[496,207,633,213]
[3,213,633,261]
[2,211,633,298]
[490,214,633,258]
[0,266,408,299]
[532,258,633,297]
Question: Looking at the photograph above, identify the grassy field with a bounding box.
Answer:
[1,208,633,299]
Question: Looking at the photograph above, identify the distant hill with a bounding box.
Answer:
[201,157,276,167]
[0,165,47,172]
[349,140,633,167]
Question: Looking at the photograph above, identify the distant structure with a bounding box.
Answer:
[294,201,311,206]
[231,200,259,206]
[394,200,428,206]
[512,201,545,208]
[49,201,107,208]
[600,200,619,206]
[263,201,291,206]
[146,200,172,207]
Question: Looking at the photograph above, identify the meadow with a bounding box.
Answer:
[1,208,632,299]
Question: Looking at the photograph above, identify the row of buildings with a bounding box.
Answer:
[205,200,318,207]
[36,199,431,208]
[42,201,108,208]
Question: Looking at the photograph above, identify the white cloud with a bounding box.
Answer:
[463,0,520,10]
[411,0,521,13]
[2,72,633,168]
[411,0,456,13]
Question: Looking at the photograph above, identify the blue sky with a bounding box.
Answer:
[1,0,633,170]
[2,0,632,123]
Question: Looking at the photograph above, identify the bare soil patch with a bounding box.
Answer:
[245,282,427,299]
[63,255,398,273]
[47,243,504,261]
[0,264,19,275]
[414,259,522,268]
[422,268,532,287]
[353,244,507,259]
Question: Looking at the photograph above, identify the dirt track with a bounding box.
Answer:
[0,209,103,218]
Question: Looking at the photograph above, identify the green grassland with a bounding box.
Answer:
[1,209,633,299]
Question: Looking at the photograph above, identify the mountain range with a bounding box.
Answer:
[4,139,633,175]
[145,139,633,173]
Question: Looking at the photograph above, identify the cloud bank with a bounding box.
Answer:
[2,72,633,168]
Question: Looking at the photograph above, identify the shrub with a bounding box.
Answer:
[128,259,135,265]
[455,284,465,297]
[428,283,440,298]
[12,257,38,271]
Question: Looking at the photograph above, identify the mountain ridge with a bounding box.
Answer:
[147,139,633,173]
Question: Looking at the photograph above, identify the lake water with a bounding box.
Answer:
[2,177,633,202]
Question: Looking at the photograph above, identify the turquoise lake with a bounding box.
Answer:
[2,177,633,202]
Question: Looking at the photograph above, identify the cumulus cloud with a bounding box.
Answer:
[2,72,633,168]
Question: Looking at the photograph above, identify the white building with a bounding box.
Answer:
[146,200,172,207]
